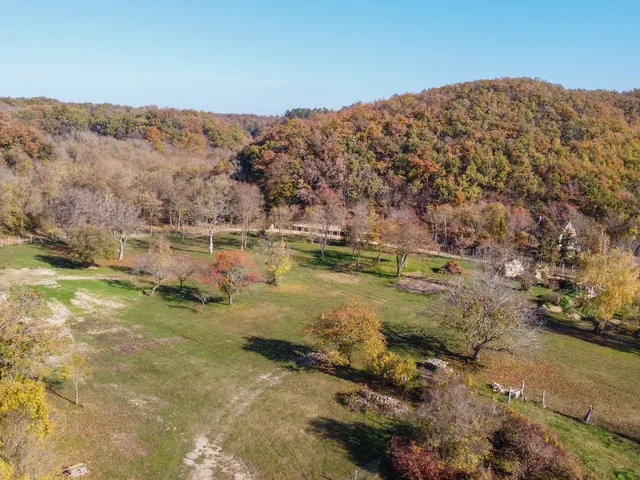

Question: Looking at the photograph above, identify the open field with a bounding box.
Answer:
[0,234,638,479]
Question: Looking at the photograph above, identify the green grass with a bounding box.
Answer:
[1,234,638,479]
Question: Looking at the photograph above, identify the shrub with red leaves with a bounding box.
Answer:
[387,436,440,480]
[439,260,464,275]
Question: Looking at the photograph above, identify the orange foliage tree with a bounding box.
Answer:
[206,250,260,305]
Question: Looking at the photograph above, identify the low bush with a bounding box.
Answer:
[67,225,114,266]
[490,413,583,479]
[539,292,562,306]
[368,350,417,389]
[439,260,464,275]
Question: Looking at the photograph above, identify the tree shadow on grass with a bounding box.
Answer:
[35,254,84,270]
[157,285,224,311]
[242,336,371,383]
[309,417,394,478]
[383,323,471,366]
[541,314,640,357]
[296,247,398,280]
[102,278,140,292]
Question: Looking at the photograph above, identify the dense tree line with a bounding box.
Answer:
[238,78,640,247]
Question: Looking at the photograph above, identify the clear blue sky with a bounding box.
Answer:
[1,0,638,114]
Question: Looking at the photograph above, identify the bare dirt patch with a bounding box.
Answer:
[0,268,118,288]
[183,370,286,480]
[71,290,124,314]
[184,435,254,480]
[395,278,448,295]
[46,299,73,326]
[315,272,361,285]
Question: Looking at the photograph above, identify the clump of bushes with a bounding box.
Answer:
[67,225,114,266]
[367,351,417,389]
[439,260,464,275]
[489,413,583,479]
[384,372,583,480]
[539,292,562,306]
[519,274,534,292]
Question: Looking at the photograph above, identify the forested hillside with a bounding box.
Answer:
[238,78,640,230]
[3,79,640,249]
[0,97,277,232]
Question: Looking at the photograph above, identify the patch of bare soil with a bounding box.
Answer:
[0,268,117,288]
[46,300,73,326]
[71,290,124,314]
[315,271,361,285]
[183,370,287,480]
[395,278,447,295]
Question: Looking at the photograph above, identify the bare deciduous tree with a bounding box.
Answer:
[384,208,428,278]
[232,182,264,251]
[195,176,231,254]
[347,202,371,269]
[309,187,346,260]
[133,236,173,295]
[106,196,141,260]
[438,273,542,361]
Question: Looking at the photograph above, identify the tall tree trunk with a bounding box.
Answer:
[377,246,382,263]
[228,294,233,305]
[209,231,214,254]
[396,255,403,278]
[118,237,125,260]
[150,281,161,296]
[74,382,79,405]
[473,347,482,361]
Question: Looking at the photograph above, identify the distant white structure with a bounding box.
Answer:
[558,222,579,255]
[504,259,525,278]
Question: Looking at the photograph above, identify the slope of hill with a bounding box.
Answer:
[238,78,640,224]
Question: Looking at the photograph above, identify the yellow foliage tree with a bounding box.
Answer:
[578,249,640,334]
[307,299,386,366]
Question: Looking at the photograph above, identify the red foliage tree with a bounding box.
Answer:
[205,250,260,305]
[387,436,440,480]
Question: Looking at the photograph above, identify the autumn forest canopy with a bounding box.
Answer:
[3,78,640,248]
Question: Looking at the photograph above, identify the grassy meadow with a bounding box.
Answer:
[0,234,638,479]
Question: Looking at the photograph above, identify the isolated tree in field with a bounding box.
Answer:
[307,299,386,366]
[347,202,371,269]
[384,209,428,278]
[108,196,141,260]
[232,182,264,251]
[309,187,346,260]
[61,351,90,406]
[258,235,292,285]
[206,250,260,305]
[67,225,114,266]
[439,273,541,361]
[133,236,173,295]
[171,254,200,289]
[578,249,640,334]
[195,176,231,254]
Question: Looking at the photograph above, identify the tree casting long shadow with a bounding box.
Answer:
[242,336,371,383]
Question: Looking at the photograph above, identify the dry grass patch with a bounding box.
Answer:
[315,272,361,285]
